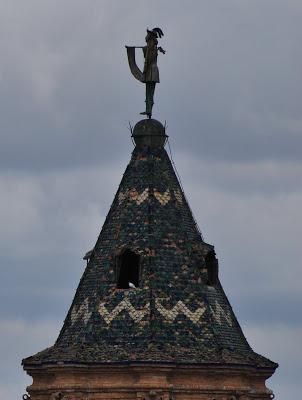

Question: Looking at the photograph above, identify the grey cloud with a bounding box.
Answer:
[244,324,302,399]
[0,166,123,322]
[0,1,301,170]
[232,295,301,327]
[0,319,60,399]
[174,154,302,194]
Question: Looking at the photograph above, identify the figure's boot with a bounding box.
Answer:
[140,101,152,118]
[145,99,153,118]
[140,101,148,116]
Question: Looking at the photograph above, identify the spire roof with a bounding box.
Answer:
[23,119,276,371]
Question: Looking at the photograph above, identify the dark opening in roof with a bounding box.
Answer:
[205,251,219,285]
[116,249,140,289]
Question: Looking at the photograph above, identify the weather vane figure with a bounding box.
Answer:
[126,27,165,118]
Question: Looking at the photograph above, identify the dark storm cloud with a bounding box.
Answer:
[0,1,301,399]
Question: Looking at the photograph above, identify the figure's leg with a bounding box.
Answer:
[146,82,155,117]
[140,82,156,118]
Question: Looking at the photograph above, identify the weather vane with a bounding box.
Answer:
[126,27,165,118]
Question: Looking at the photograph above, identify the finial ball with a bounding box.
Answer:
[132,119,167,148]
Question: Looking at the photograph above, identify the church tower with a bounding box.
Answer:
[23,29,277,400]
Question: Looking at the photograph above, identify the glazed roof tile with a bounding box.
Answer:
[23,119,277,371]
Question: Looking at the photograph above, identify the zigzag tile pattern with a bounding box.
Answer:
[155,298,206,324]
[174,189,183,204]
[97,296,206,326]
[70,298,92,326]
[154,189,171,205]
[99,297,150,324]
[118,188,149,205]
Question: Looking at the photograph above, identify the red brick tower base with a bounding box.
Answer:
[25,363,275,400]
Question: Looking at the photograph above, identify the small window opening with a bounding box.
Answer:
[117,249,140,289]
[205,251,219,285]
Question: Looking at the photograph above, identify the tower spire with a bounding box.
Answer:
[22,29,277,400]
[23,120,277,399]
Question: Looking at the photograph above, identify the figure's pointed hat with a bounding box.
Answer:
[23,119,276,371]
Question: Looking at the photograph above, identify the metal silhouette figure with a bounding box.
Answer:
[126,28,165,118]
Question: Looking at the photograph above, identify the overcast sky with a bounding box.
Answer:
[0,1,301,399]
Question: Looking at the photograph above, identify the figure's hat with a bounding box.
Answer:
[147,27,164,38]
[23,119,276,370]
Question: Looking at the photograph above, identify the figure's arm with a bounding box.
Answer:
[158,46,166,54]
